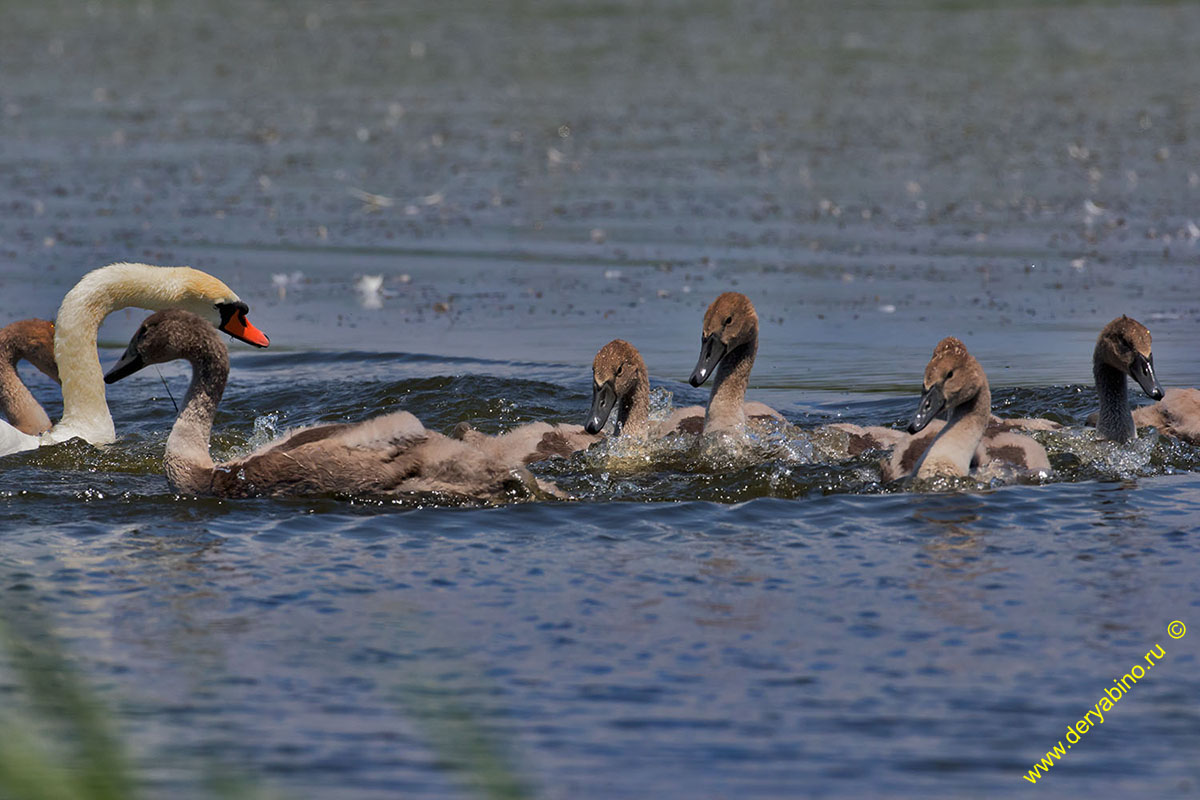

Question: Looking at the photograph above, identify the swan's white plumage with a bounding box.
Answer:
[50,263,242,446]
[0,423,40,454]
[0,263,246,456]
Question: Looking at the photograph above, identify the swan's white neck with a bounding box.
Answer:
[47,263,232,445]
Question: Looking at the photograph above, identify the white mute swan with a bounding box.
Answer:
[104,310,544,502]
[0,262,269,456]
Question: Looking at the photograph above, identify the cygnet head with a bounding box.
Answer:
[586,339,646,434]
[1094,315,1163,400]
[4,319,60,383]
[104,309,222,384]
[907,337,986,434]
[689,292,758,387]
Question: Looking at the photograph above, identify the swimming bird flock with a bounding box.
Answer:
[1,262,1194,501]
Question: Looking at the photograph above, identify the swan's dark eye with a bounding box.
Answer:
[215,301,250,326]
[946,370,954,380]
[615,365,624,377]
[723,315,733,326]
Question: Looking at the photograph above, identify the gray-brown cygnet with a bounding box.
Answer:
[1090,315,1199,444]
[884,337,1050,481]
[0,318,60,435]
[104,309,545,503]
[585,338,711,438]
[686,292,785,434]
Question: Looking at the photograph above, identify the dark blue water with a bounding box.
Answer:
[2,1,1200,798]
[3,478,1199,798]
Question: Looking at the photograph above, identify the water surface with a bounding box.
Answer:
[2,1,1199,798]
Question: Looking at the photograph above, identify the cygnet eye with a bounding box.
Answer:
[723,315,733,326]
[945,370,954,380]
[615,365,624,377]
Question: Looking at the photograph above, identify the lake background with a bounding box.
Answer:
[1,1,1199,797]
